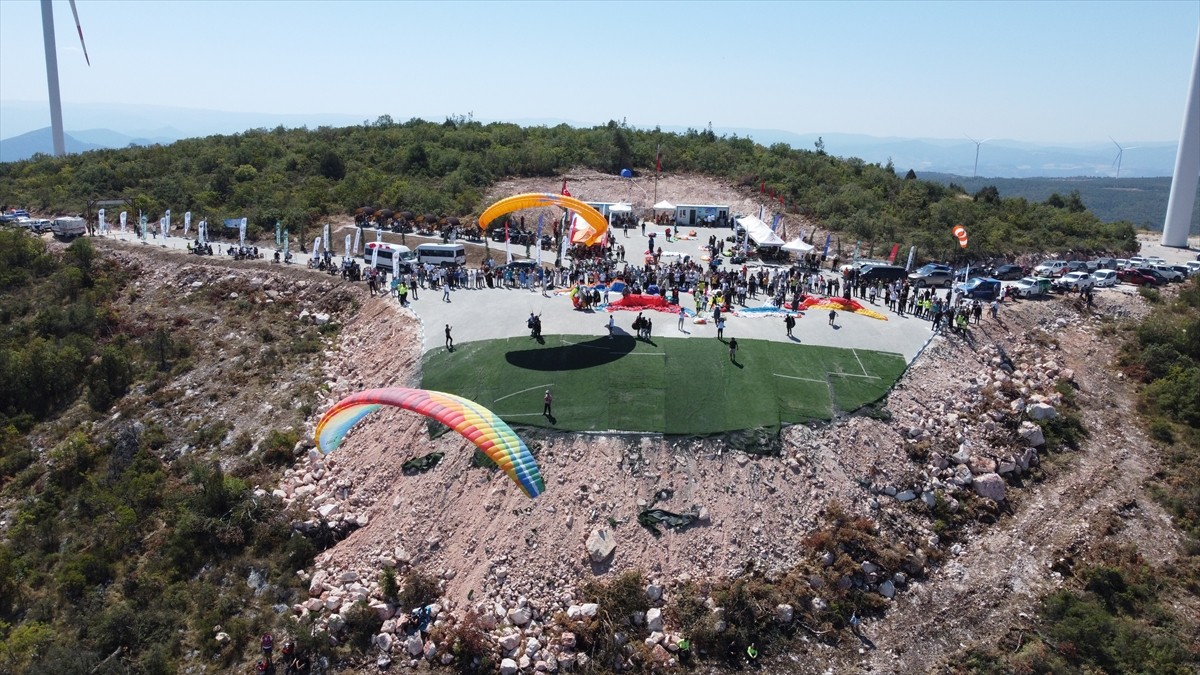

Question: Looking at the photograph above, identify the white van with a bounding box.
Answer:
[363,241,414,272]
[51,216,87,238]
[415,243,466,267]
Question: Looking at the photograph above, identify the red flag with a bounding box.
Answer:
[779,193,784,204]
[760,181,765,194]
[887,243,900,263]
[769,188,775,199]
[656,146,662,173]
[561,179,570,197]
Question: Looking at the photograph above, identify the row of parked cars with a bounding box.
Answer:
[1033,257,1198,283]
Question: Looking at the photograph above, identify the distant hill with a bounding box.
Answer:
[917,172,1200,234]
[0,127,105,162]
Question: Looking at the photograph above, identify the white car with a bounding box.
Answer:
[1150,264,1183,282]
[1055,271,1095,291]
[1012,276,1051,298]
[1091,269,1118,287]
[1128,256,1148,268]
[1185,261,1200,276]
[1033,260,1070,277]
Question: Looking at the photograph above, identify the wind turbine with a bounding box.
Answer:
[1110,137,1138,179]
[965,135,991,178]
[40,0,91,157]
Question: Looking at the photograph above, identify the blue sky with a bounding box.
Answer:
[0,0,1196,143]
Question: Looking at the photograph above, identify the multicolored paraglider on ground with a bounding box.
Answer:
[315,387,545,498]
[790,296,888,321]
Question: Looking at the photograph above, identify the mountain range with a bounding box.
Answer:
[0,100,1182,179]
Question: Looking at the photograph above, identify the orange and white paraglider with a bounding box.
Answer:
[315,388,545,498]
[478,193,609,246]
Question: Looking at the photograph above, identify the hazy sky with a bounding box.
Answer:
[1,0,1197,143]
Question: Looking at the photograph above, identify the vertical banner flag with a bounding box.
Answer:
[322,223,330,254]
[822,233,831,258]
[120,211,127,233]
[391,252,399,280]
[344,234,351,259]
[239,218,247,247]
[312,237,321,261]
[283,230,289,260]
[184,211,191,237]
[852,240,861,261]
[504,220,512,265]
[906,246,916,271]
[770,214,781,232]
[199,220,207,244]
[888,244,900,264]
[98,208,106,235]
[353,226,361,255]
[536,214,544,266]
[561,179,570,197]
[275,222,281,248]
[139,212,147,240]
[375,227,382,244]
[164,209,171,233]
[371,243,379,270]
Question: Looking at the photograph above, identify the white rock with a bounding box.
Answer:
[500,658,519,675]
[895,490,916,502]
[1019,421,1046,447]
[579,602,599,618]
[560,631,577,649]
[525,636,542,657]
[645,584,663,602]
[405,633,423,657]
[317,503,340,519]
[646,607,663,632]
[776,604,794,623]
[586,528,616,562]
[340,570,358,583]
[973,473,1007,502]
[878,581,896,599]
[376,633,393,652]
[308,570,327,597]
[498,633,521,651]
[1028,403,1057,420]
[507,607,531,625]
[812,597,828,612]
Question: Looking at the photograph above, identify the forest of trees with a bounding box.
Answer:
[0,117,1138,262]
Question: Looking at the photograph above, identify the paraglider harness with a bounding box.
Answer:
[527,313,542,339]
[405,605,433,635]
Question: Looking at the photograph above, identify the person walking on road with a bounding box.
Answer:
[784,314,796,337]
[828,309,837,326]
[442,281,451,302]
[678,306,686,331]
[606,315,615,339]
[543,389,553,417]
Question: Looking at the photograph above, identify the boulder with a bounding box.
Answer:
[645,584,663,602]
[376,633,393,653]
[500,658,519,675]
[1028,403,1057,420]
[586,528,616,562]
[878,581,896,599]
[498,633,521,651]
[579,602,599,618]
[1019,421,1046,447]
[895,490,916,502]
[811,597,828,612]
[560,631,577,649]
[507,607,531,626]
[973,473,1007,502]
[646,607,663,632]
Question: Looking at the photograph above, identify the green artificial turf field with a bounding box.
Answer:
[422,334,907,434]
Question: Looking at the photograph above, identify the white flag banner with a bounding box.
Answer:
[283,230,290,259]
[199,220,206,244]
[139,213,147,240]
[353,227,361,256]
[905,246,916,272]
[312,237,321,260]
[392,252,400,279]
[322,224,330,254]
[375,227,382,244]
[344,234,352,258]
[98,208,106,235]
[239,218,247,247]
[160,217,167,240]
[164,209,171,233]
[184,211,192,237]
[371,244,379,269]
[120,211,127,233]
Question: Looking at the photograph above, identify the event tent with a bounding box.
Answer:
[734,215,785,247]
[609,202,633,213]
[782,238,814,253]
[652,200,675,210]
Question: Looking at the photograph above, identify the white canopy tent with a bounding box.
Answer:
[735,215,785,247]
[782,238,813,253]
[609,202,633,213]
[652,200,675,210]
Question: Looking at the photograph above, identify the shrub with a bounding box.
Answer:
[399,569,441,610]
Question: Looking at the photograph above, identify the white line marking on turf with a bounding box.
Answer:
[494,383,555,403]
[830,372,880,380]
[773,373,826,383]
[851,349,870,377]
[559,339,610,351]
[497,412,547,417]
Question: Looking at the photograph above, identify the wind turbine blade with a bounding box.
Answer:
[965,134,978,145]
[1110,137,1123,151]
[68,0,89,66]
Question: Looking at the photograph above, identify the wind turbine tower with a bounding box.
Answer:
[966,135,990,178]
[1162,28,1200,248]
[40,0,90,157]
[1110,138,1138,179]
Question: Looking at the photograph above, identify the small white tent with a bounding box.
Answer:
[652,200,675,210]
[609,202,633,213]
[734,215,785,247]
[782,238,813,253]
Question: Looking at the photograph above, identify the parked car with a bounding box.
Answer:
[1090,269,1119,287]
[1054,271,1095,292]
[1136,267,1173,285]
[1169,265,1192,279]
[1127,256,1148,268]
[956,277,1002,300]
[1092,257,1117,270]
[1149,263,1183,282]
[1118,268,1161,286]
[1012,276,1052,298]
[1185,261,1200,276]
[991,264,1024,280]
[858,264,909,284]
[908,263,955,288]
[1065,261,1090,274]
[1033,260,1071,277]
[1114,259,1130,269]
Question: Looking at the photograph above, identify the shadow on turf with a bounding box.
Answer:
[504,334,637,371]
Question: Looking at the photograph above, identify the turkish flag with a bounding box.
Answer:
[561,179,570,197]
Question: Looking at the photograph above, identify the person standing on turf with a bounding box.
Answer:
[728,337,738,363]
[445,324,453,351]
[543,389,553,417]
[716,317,725,340]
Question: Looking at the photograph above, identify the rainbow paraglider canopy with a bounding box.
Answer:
[315,387,545,498]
